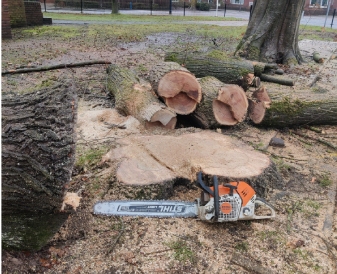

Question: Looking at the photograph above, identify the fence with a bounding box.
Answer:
[46,0,222,11]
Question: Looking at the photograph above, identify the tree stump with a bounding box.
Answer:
[107,64,177,129]
[148,62,202,115]
[189,76,248,128]
[101,131,283,199]
[2,82,78,250]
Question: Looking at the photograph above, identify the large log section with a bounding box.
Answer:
[190,76,248,128]
[148,62,202,115]
[101,131,283,199]
[165,52,258,90]
[164,53,293,88]
[260,85,337,127]
[107,64,177,129]
[2,82,77,250]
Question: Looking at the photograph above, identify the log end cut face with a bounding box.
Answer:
[248,99,266,124]
[158,70,202,115]
[213,100,238,126]
[212,84,248,126]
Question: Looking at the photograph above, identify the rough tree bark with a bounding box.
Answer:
[107,64,177,129]
[260,86,337,127]
[2,82,78,250]
[235,0,306,65]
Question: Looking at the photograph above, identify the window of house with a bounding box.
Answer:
[310,0,328,7]
[231,0,244,4]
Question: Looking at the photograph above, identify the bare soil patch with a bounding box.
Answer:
[2,23,337,274]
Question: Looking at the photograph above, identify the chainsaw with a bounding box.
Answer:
[93,172,275,222]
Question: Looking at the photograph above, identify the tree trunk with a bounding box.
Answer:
[259,86,337,127]
[111,0,119,14]
[107,64,177,129]
[2,82,77,250]
[164,52,259,90]
[148,62,202,115]
[235,0,306,65]
[190,76,248,128]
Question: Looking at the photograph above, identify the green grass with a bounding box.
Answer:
[165,240,196,263]
[317,173,332,187]
[19,23,245,43]
[44,12,244,22]
[76,147,107,168]
[234,241,249,252]
[299,25,337,41]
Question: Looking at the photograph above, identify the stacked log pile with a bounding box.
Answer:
[107,61,271,129]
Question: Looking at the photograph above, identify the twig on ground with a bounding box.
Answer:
[2,60,112,75]
[107,217,125,254]
[291,130,336,150]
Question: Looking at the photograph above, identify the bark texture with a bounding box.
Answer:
[260,86,337,127]
[165,52,255,90]
[235,0,306,65]
[107,64,177,129]
[2,82,77,250]
[148,62,202,115]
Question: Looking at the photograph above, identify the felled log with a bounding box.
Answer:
[2,60,112,75]
[164,52,255,90]
[107,64,177,129]
[313,52,324,63]
[248,85,271,125]
[185,76,248,128]
[260,85,337,127]
[2,82,77,250]
[100,131,283,199]
[148,62,202,115]
[260,74,295,86]
[164,52,295,88]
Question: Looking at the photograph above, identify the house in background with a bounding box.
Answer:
[223,0,337,14]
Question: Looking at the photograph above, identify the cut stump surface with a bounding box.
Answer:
[102,131,281,197]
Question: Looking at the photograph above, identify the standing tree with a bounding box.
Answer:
[111,0,119,14]
[235,0,305,65]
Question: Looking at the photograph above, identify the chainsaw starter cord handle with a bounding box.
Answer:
[213,176,220,221]
[197,172,215,197]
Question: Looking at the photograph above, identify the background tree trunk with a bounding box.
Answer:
[235,0,306,65]
[2,82,77,250]
[111,0,119,14]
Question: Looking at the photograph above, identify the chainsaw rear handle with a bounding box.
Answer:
[252,197,276,219]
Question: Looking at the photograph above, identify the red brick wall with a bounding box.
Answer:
[2,0,12,39]
[24,1,43,26]
[8,0,27,27]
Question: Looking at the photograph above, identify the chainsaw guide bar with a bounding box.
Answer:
[93,172,276,222]
[94,200,198,218]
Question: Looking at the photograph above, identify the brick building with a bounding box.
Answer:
[2,0,43,39]
[2,0,12,39]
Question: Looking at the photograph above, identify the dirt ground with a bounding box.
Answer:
[2,21,337,274]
